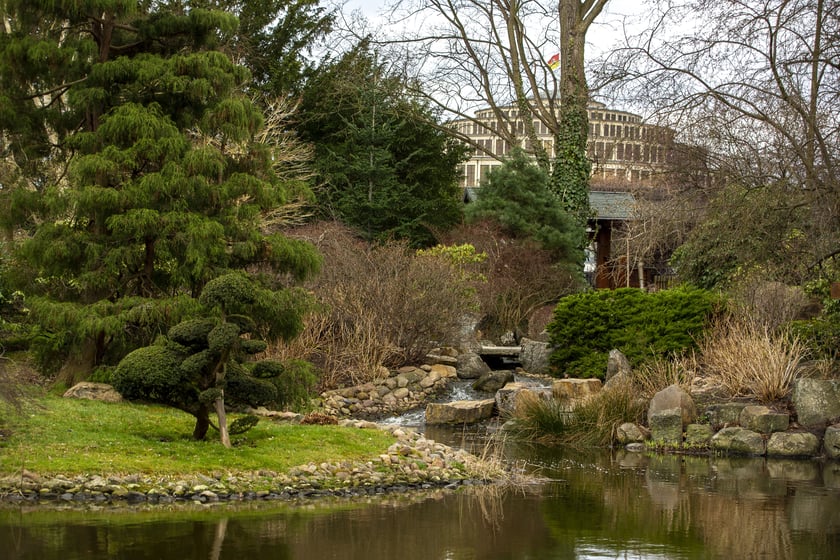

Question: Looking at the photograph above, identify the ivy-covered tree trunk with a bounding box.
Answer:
[548,0,607,269]
[551,0,598,216]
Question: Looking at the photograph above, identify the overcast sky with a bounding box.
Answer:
[340,0,646,61]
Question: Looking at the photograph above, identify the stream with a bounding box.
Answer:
[3,375,840,559]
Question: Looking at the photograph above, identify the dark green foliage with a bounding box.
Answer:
[0,1,321,377]
[547,287,722,378]
[298,42,467,247]
[113,345,195,407]
[169,319,218,349]
[466,148,584,268]
[112,273,319,439]
[789,278,840,362]
[226,373,278,406]
[250,360,285,378]
[197,0,335,96]
[240,339,268,354]
[228,414,260,435]
[267,358,318,411]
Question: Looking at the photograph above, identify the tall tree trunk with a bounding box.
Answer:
[550,0,607,262]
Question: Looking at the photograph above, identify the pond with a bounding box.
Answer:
[3,427,840,559]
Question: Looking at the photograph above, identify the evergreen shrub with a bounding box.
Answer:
[546,286,722,378]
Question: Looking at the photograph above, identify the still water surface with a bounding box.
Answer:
[3,431,840,559]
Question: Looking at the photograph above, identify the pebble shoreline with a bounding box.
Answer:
[0,421,500,507]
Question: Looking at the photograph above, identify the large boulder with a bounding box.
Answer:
[711,427,766,456]
[456,352,490,380]
[705,403,748,430]
[428,363,457,379]
[648,384,696,426]
[766,432,820,457]
[791,378,840,427]
[616,422,648,444]
[425,399,496,424]
[519,338,550,375]
[684,424,714,446]
[472,370,515,393]
[63,382,123,403]
[552,378,602,400]
[739,405,789,434]
[649,408,683,445]
[496,384,552,418]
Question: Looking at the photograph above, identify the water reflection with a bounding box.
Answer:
[2,447,840,559]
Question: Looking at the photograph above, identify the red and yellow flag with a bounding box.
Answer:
[547,53,560,70]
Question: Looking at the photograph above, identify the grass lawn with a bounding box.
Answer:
[0,395,396,476]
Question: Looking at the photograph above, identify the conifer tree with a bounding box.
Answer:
[466,148,583,269]
[298,43,467,247]
[0,2,320,381]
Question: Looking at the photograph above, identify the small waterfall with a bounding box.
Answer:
[379,374,550,430]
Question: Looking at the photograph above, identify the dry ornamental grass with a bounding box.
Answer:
[700,319,806,403]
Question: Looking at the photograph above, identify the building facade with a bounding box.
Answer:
[451,101,676,189]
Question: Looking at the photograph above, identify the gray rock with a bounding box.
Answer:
[606,349,631,382]
[616,422,647,444]
[495,382,527,418]
[495,384,551,418]
[684,424,714,446]
[823,425,840,459]
[766,432,820,457]
[649,408,683,446]
[456,352,490,379]
[648,384,696,426]
[739,405,789,434]
[425,399,496,424]
[472,370,515,393]
[519,338,550,375]
[63,382,123,403]
[711,427,766,456]
[704,403,747,429]
[792,378,840,427]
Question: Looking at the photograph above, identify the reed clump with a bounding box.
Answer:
[699,319,806,403]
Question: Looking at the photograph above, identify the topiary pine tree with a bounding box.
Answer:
[0,2,321,377]
[113,273,308,445]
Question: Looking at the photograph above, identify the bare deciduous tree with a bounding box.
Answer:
[354,1,607,216]
[595,0,840,280]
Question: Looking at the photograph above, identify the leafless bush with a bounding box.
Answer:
[727,272,813,332]
[700,319,806,402]
[269,222,475,389]
[442,221,580,335]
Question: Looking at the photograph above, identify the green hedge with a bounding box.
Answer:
[547,287,722,378]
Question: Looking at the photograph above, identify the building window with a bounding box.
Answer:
[480,165,492,183]
[466,165,475,186]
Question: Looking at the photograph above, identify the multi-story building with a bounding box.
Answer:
[454,101,682,289]
[451,101,676,190]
